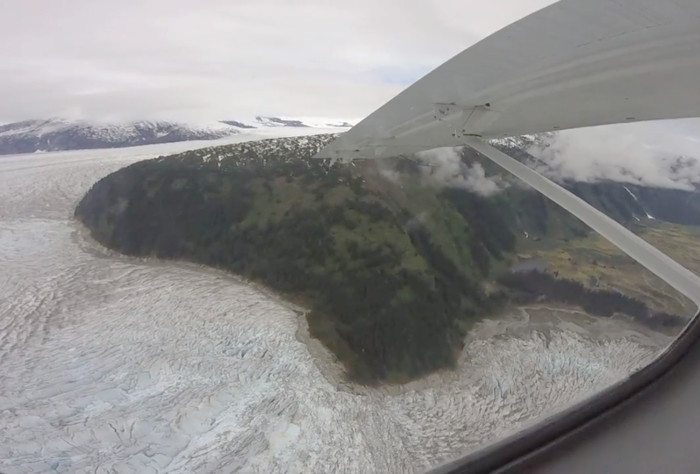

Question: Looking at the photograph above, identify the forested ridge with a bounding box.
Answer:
[75,134,691,382]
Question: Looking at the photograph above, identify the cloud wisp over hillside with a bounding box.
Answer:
[525,119,700,190]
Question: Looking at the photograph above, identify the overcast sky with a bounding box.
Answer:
[1,0,559,122]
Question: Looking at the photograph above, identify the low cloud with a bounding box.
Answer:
[415,147,507,196]
[525,119,700,190]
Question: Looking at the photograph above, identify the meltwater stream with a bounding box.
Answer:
[0,142,668,473]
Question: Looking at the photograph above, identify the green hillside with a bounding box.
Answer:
[75,134,692,382]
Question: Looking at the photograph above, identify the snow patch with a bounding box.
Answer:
[623,186,639,201]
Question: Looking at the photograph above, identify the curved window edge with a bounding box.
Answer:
[430,307,700,473]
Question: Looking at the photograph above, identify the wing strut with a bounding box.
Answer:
[465,137,700,308]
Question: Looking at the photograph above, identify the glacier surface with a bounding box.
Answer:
[0,137,668,473]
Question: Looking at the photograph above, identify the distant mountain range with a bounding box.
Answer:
[0,116,355,155]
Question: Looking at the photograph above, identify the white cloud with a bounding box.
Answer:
[0,0,555,122]
[416,147,506,195]
[526,119,700,190]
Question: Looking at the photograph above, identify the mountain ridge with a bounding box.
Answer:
[74,133,697,382]
[0,116,355,155]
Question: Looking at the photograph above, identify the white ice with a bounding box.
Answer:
[0,137,668,473]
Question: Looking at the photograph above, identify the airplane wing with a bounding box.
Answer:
[316,0,700,161]
[315,2,700,472]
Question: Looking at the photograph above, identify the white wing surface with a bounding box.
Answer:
[317,0,700,160]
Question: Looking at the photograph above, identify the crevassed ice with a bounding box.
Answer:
[0,141,666,473]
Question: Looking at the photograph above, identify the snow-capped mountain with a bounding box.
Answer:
[252,116,309,128]
[0,119,243,155]
[224,116,356,129]
[489,133,554,151]
[0,117,356,155]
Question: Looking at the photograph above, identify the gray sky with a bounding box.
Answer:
[1,0,556,122]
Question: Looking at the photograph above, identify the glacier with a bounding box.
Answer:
[0,136,669,473]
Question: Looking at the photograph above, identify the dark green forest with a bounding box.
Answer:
[75,134,691,382]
